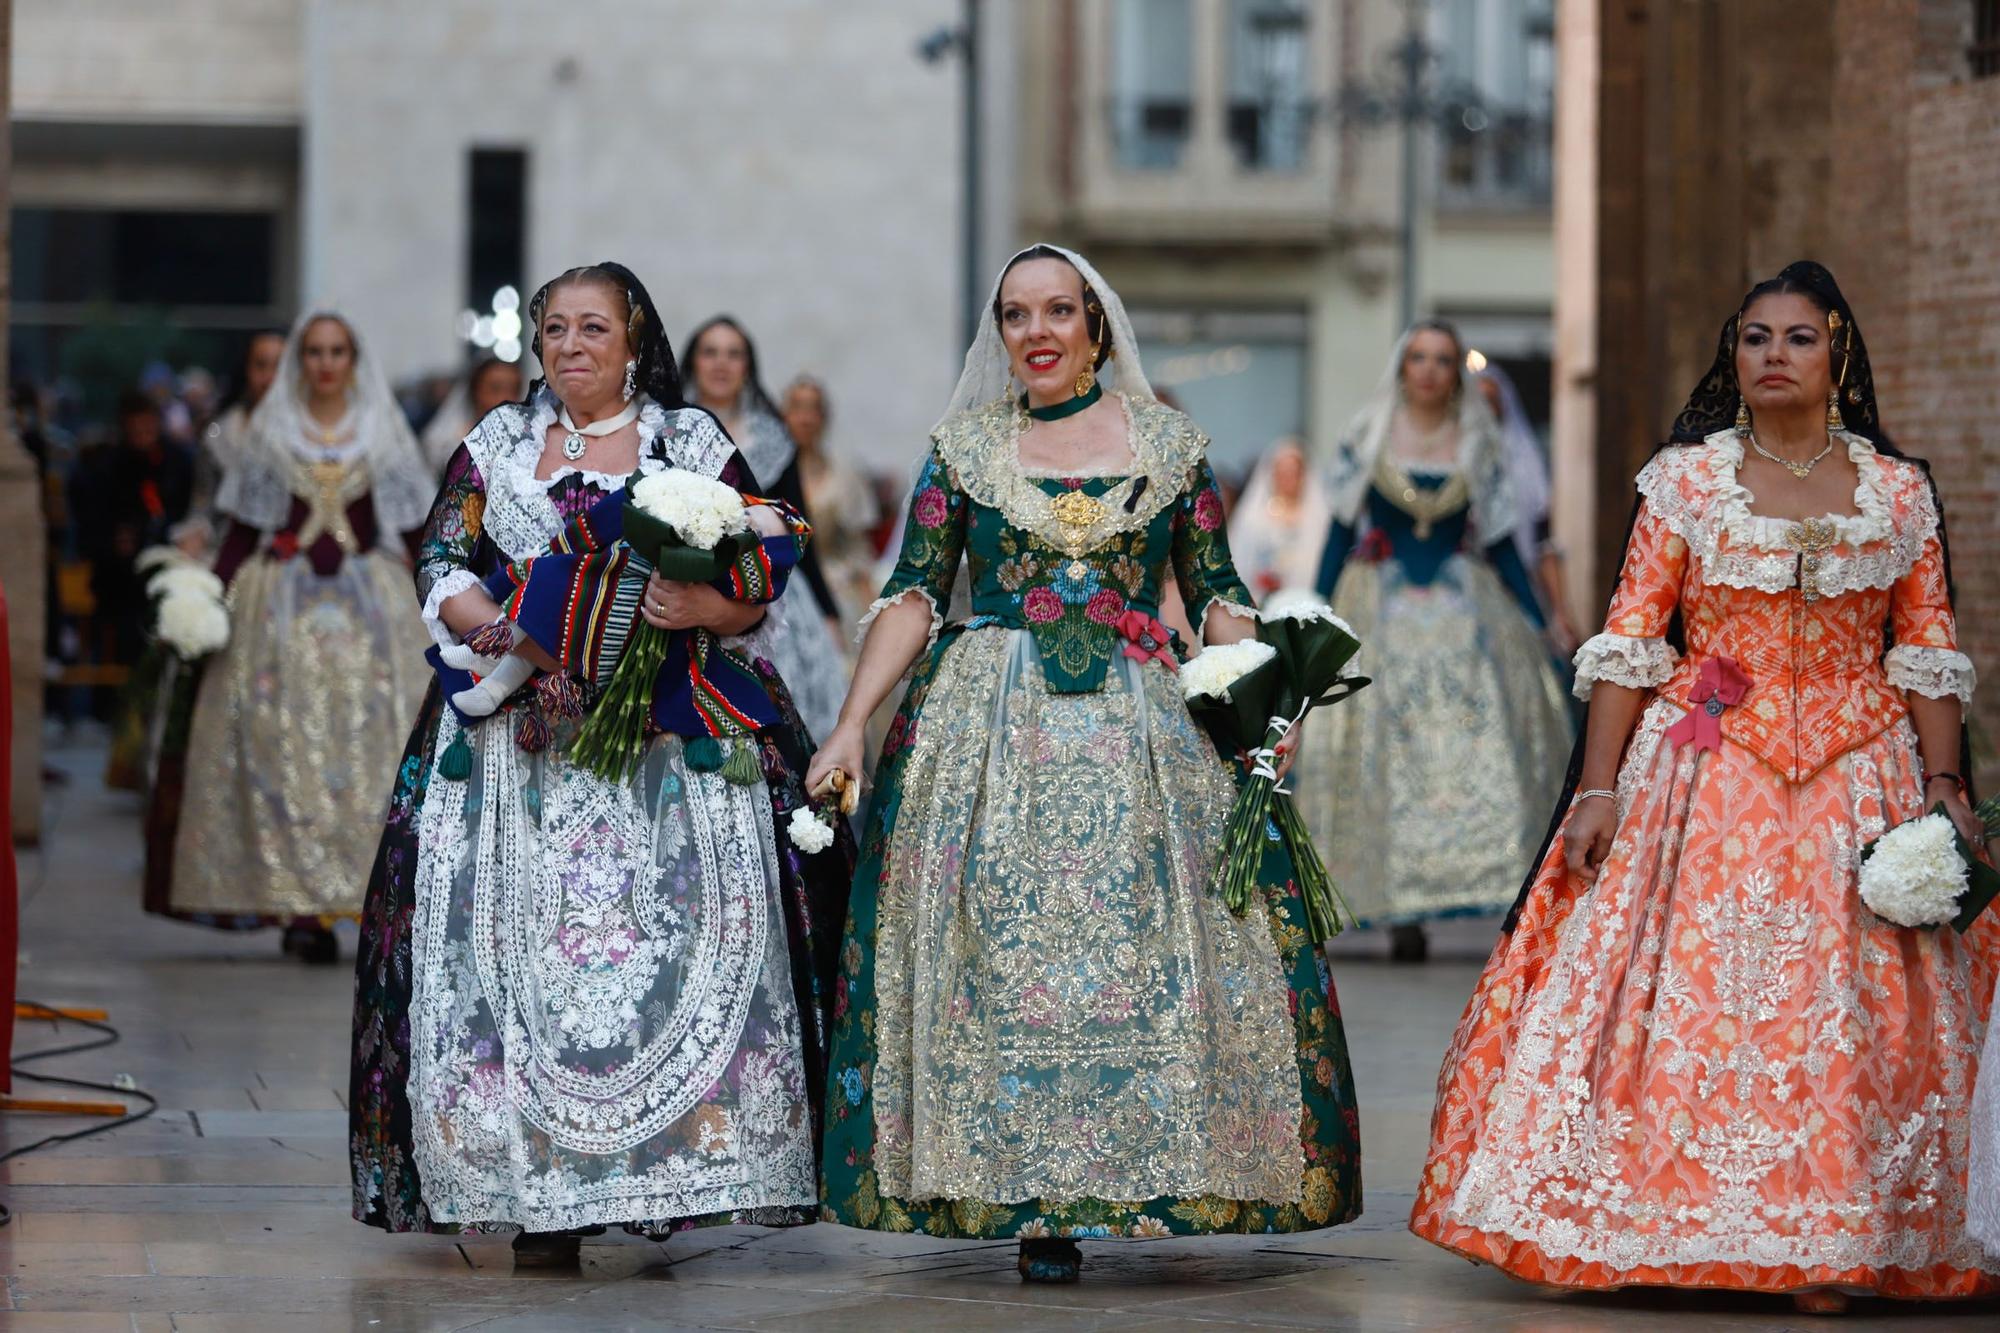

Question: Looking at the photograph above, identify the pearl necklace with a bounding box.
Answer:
[1746,430,1835,480]
[558,399,641,461]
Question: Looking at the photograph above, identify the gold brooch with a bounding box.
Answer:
[1786,517,1838,603]
[1049,488,1105,535]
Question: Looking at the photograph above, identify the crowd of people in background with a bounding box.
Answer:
[20,341,1567,746]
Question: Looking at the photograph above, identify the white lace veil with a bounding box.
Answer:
[1317,324,1519,543]
[1229,435,1334,594]
[218,307,437,536]
[1476,361,1554,570]
[933,243,1155,434]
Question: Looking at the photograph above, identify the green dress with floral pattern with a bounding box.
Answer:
[819,393,1361,1240]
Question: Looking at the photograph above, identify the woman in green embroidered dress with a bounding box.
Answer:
[806,245,1361,1283]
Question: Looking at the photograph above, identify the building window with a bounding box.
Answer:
[464,148,529,362]
[1975,1,2000,77]
[467,148,528,313]
[1132,307,1308,475]
[1227,1,1314,170]
[1435,0,1554,208]
[1110,0,1195,168]
[9,206,282,411]
[12,207,275,308]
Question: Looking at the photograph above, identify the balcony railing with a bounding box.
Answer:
[1224,98,1319,170]
[1107,96,1195,170]
[1437,108,1552,211]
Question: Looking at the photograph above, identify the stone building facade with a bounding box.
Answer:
[1008,0,1557,473]
[1568,0,2000,783]
[10,0,969,469]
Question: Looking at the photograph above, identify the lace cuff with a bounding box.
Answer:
[420,569,483,650]
[857,587,943,650]
[1572,632,1679,700]
[1884,645,1976,703]
[1206,598,1260,623]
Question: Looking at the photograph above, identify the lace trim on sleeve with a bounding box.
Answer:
[1572,632,1679,700]
[420,569,482,650]
[1201,598,1261,626]
[1884,645,1976,703]
[858,587,943,650]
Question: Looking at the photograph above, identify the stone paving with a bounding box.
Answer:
[4,730,1999,1330]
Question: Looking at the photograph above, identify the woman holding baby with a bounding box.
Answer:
[347,263,854,1268]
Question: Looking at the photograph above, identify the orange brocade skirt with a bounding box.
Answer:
[1411,697,2000,1299]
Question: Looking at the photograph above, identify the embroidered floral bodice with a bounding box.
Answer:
[871,393,1253,693]
[1574,431,1974,783]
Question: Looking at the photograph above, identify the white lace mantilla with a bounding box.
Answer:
[1884,644,1978,703]
[467,392,734,563]
[1637,431,1936,597]
[419,392,735,647]
[1571,633,1679,700]
[933,393,1204,558]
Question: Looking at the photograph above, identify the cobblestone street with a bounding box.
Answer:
[4,732,1998,1331]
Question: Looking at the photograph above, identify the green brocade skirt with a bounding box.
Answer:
[819,625,1362,1239]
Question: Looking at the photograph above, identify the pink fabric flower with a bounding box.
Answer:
[912,487,948,529]
[1193,488,1223,532]
[1115,609,1178,672]
[1086,589,1127,625]
[1023,587,1063,623]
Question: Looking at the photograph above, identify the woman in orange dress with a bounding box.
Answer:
[1411,262,1998,1310]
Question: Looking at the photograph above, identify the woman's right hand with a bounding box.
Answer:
[1564,794,1619,883]
[806,721,868,797]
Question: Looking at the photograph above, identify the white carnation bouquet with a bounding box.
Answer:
[1858,797,2000,931]
[567,469,754,782]
[628,469,753,559]
[1182,597,1369,939]
[142,549,230,660]
[1179,640,1276,705]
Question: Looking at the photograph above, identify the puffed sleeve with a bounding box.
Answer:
[415,443,488,649]
[1884,528,1975,703]
[1570,497,1686,700]
[859,446,969,650]
[1171,459,1258,631]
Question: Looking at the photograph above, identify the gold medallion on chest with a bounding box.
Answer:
[1785,517,1838,604]
[1049,489,1106,551]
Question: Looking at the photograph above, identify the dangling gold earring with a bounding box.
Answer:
[1074,300,1105,398]
[1827,309,1851,432]
[1735,396,1751,431]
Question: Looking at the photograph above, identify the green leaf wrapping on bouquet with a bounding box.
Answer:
[622,501,749,583]
[1256,615,1365,711]
[1950,795,2000,934]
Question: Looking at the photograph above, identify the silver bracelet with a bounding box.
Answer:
[1574,788,1617,805]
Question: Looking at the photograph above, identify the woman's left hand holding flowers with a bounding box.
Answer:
[641,570,735,631]
[1930,778,1991,858]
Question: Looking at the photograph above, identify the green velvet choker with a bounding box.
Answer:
[1021,379,1102,422]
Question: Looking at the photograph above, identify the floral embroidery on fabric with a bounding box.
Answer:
[1413,433,1996,1298]
[1573,437,1974,780]
[818,396,1360,1240]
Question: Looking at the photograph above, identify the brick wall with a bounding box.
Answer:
[1898,77,2000,784]
[1592,0,2000,784]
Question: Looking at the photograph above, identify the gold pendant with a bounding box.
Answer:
[1786,517,1837,603]
[1049,488,1105,539]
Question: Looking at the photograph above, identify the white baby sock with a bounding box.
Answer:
[451,650,535,718]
